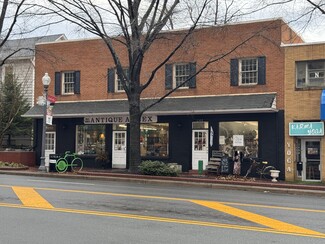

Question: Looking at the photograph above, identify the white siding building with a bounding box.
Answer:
[0,34,66,106]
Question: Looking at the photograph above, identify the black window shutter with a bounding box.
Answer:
[165,64,173,89]
[258,56,266,85]
[74,71,80,94]
[107,68,115,93]
[189,62,196,88]
[54,72,61,95]
[230,59,239,86]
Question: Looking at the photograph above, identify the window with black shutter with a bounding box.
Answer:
[54,71,80,95]
[165,62,196,89]
[230,57,266,86]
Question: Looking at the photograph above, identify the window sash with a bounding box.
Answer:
[115,69,129,92]
[174,64,190,88]
[62,72,75,94]
[239,59,258,85]
[296,60,325,88]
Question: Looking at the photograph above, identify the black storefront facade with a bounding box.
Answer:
[25,93,284,177]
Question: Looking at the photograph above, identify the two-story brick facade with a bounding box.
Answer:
[25,19,303,177]
[284,43,325,182]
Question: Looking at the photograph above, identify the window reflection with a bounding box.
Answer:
[76,125,105,155]
[219,121,258,157]
[140,123,169,157]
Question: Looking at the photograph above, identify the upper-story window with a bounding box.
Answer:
[1,65,14,84]
[231,56,266,86]
[107,67,129,93]
[296,60,325,88]
[62,71,75,94]
[165,62,196,89]
[240,58,258,85]
[116,68,129,92]
[174,63,190,88]
[55,71,80,95]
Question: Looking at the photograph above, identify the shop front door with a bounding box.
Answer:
[192,130,209,170]
[301,139,321,181]
[112,131,127,168]
[45,131,56,167]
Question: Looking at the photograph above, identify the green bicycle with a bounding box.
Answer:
[56,151,83,173]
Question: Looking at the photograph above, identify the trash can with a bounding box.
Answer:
[49,154,61,172]
[198,160,203,175]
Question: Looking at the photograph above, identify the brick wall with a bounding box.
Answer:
[284,43,325,181]
[35,19,302,110]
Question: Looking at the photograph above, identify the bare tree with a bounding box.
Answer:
[307,0,325,14]
[0,0,26,66]
[43,0,299,172]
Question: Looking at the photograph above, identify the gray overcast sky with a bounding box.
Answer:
[37,0,325,43]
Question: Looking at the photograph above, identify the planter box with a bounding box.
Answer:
[0,151,36,166]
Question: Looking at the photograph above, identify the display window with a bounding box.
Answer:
[140,123,169,157]
[219,121,258,157]
[76,125,105,155]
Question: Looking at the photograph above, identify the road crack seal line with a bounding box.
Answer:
[191,200,325,237]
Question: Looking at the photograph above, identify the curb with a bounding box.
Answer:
[1,169,325,196]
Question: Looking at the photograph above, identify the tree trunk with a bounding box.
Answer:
[128,94,141,173]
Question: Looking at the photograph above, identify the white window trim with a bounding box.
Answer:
[61,71,75,95]
[173,63,190,89]
[115,70,124,93]
[115,68,129,93]
[296,60,325,88]
[239,58,258,86]
[1,64,14,83]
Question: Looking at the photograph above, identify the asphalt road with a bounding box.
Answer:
[0,174,325,244]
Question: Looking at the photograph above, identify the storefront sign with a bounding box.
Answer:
[289,122,324,136]
[84,115,157,124]
[233,135,244,146]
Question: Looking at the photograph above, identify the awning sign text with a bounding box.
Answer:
[84,115,157,124]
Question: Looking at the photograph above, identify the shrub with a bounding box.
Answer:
[138,160,178,176]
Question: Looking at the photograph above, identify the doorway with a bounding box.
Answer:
[192,130,209,170]
[301,139,321,181]
[112,131,127,168]
[45,131,56,167]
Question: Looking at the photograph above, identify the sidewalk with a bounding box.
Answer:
[1,167,325,196]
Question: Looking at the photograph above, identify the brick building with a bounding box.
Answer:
[284,43,325,182]
[25,19,303,177]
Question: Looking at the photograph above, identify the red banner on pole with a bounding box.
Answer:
[47,95,57,104]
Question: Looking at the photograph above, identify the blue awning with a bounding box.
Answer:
[321,90,325,120]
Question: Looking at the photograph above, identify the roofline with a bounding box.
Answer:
[282,41,325,47]
[35,18,289,46]
[49,92,277,104]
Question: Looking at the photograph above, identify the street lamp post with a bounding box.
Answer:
[39,73,51,172]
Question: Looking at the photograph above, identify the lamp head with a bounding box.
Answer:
[42,73,51,87]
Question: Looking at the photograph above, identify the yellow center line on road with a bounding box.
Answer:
[191,200,325,237]
[0,202,325,239]
[1,184,324,213]
[12,187,54,209]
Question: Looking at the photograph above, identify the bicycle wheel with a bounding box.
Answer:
[56,158,68,173]
[71,157,83,172]
[262,166,276,179]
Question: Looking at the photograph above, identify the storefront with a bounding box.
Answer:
[25,94,284,175]
[288,122,323,182]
